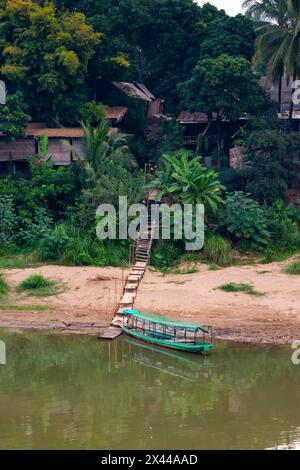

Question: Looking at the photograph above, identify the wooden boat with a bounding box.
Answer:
[121,309,213,353]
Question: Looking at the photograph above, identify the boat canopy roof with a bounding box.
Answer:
[123,309,211,331]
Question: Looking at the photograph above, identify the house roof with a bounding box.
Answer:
[33,128,85,138]
[176,111,246,124]
[105,106,128,122]
[112,81,154,102]
[136,83,156,101]
[20,106,127,139]
[30,127,119,138]
[177,112,219,124]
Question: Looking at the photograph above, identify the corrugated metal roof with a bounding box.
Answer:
[177,112,215,124]
[112,81,153,102]
[33,128,84,138]
[136,83,156,101]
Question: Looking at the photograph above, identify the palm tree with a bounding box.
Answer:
[243,0,300,119]
[65,117,136,173]
[243,0,289,113]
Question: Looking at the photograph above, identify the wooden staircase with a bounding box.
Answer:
[112,198,159,326]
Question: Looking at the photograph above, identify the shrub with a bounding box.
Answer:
[219,192,269,250]
[151,242,182,270]
[0,195,18,246]
[17,209,53,246]
[36,223,129,267]
[263,201,300,250]
[36,224,72,261]
[217,168,242,193]
[203,234,233,266]
[284,260,300,275]
[16,274,60,297]
[17,274,53,291]
[0,274,9,298]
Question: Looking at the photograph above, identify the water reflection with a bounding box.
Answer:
[123,338,213,382]
[0,330,299,450]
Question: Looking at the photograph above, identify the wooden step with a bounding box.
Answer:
[135,262,147,269]
[132,269,145,275]
[127,275,142,282]
[124,290,137,299]
[125,282,139,290]
[120,293,135,304]
[119,303,133,310]
[131,271,144,277]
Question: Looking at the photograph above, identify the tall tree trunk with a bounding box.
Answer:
[289,71,297,122]
[278,74,282,114]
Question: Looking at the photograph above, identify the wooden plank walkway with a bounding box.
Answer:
[111,198,159,328]
[99,327,123,340]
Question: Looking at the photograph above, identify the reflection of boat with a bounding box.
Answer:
[122,309,213,353]
[124,337,212,381]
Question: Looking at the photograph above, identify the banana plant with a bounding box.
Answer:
[148,150,224,213]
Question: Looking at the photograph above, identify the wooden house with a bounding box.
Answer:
[0,107,127,176]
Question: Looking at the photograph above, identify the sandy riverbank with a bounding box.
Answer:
[0,260,299,343]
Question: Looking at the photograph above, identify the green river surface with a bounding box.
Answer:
[0,329,299,450]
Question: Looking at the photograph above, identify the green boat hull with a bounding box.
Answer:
[122,326,213,353]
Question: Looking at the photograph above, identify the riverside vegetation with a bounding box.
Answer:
[0,0,300,272]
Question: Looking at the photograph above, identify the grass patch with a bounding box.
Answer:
[0,252,43,269]
[208,264,220,271]
[16,274,63,297]
[167,265,198,275]
[217,282,264,297]
[284,260,300,275]
[0,305,50,311]
[203,234,233,267]
[0,274,9,298]
[260,248,300,264]
[258,270,272,275]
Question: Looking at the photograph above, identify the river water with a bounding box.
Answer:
[0,330,299,450]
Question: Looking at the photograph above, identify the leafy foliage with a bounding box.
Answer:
[263,200,300,249]
[178,54,268,122]
[220,192,270,249]
[67,118,144,231]
[0,195,18,246]
[37,223,129,267]
[0,274,9,298]
[244,0,300,117]
[284,259,300,275]
[151,241,182,270]
[0,0,101,124]
[244,129,300,204]
[199,13,255,61]
[0,92,30,141]
[150,151,224,213]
